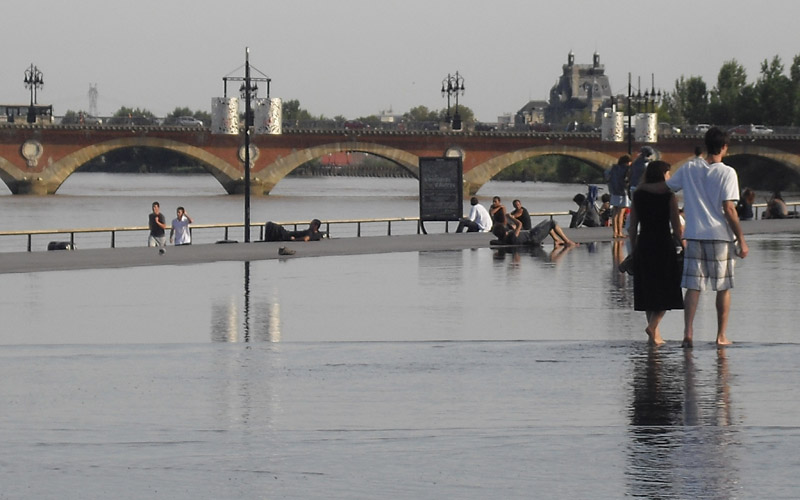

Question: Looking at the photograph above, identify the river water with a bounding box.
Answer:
[1,174,800,498]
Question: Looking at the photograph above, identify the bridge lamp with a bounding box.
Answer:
[23,64,44,124]
[441,72,465,130]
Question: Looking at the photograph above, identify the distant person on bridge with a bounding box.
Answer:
[262,219,323,242]
[169,206,194,245]
[456,197,492,233]
[148,201,167,247]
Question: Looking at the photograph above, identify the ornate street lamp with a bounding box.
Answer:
[24,64,44,124]
[441,71,465,130]
[626,73,661,154]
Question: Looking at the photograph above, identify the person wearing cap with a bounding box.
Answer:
[262,219,323,242]
[627,146,655,199]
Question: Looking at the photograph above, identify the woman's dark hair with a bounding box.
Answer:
[644,160,671,183]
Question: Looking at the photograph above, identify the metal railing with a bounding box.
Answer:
[0,212,571,253]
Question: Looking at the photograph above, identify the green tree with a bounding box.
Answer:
[756,56,793,125]
[404,105,439,122]
[282,99,313,125]
[108,106,156,125]
[791,54,800,125]
[709,59,747,125]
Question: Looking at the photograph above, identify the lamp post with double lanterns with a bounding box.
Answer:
[441,72,465,130]
[24,64,44,124]
[626,73,661,155]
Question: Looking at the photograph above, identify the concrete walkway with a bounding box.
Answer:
[1,220,798,274]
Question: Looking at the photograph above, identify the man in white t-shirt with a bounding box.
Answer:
[456,197,492,233]
[169,206,194,245]
[662,127,748,347]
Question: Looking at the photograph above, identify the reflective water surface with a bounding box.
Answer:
[2,175,800,498]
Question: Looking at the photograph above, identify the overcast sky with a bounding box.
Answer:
[5,0,798,122]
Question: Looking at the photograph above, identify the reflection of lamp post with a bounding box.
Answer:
[441,71,465,130]
[24,64,44,124]
[626,73,661,154]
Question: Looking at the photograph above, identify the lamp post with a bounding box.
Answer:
[241,48,254,242]
[441,71,465,130]
[24,64,44,124]
[626,73,661,154]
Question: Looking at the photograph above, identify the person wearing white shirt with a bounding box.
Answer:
[456,197,492,233]
[170,206,193,245]
[639,127,748,347]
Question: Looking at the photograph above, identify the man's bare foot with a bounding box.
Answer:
[645,327,665,345]
[716,336,733,346]
[681,337,693,348]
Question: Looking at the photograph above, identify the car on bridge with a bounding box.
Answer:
[176,116,204,127]
[729,124,774,135]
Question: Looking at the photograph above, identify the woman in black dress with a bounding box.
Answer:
[627,160,684,345]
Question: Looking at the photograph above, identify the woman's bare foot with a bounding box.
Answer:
[646,327,665,345]
[716,336,733,346]
[681,337,693,348]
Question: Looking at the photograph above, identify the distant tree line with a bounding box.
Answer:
[657,54,800,127]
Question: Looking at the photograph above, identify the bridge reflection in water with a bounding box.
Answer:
[2,124,800,195]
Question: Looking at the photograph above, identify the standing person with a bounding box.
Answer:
[456,197,492,233]
[510,199,532,230]
[736,188,755,221]
[627,161,684,345]
[627,146,654,199]
[639,127,748,347]
[607,155,631,237]
[148,201,167,247]
[169,206,194,246]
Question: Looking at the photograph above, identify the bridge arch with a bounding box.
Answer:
[727,144,800,180]
[464,145,616,195]
[35,137,239,194]
[258,141,420,193]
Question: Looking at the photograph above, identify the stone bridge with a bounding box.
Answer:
[2,123,800,195]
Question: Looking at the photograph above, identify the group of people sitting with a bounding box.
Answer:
[456,196,576,247]
[736,189,797,220]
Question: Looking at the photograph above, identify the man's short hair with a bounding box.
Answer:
[705,127,728,155]
[640,146,655,158]
[470,196,479,205]
[310,218,321,229]
[618,155,632,165]
[152,201,160,208]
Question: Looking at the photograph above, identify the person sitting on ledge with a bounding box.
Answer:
[263,219,323,242]
[490,216,577,247]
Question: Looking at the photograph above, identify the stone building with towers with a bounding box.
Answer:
[516,51,614,129]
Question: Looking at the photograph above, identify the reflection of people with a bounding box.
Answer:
[170,206,194,245]
[628,161,684,345]
[735,188,755,221]
[510,199,532,230]
[641,127,748,347]
[455,197,492,233]
[491,217,576,247]
[263,219,323,242]
[148,201,167,247]
[607,155,631,237]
